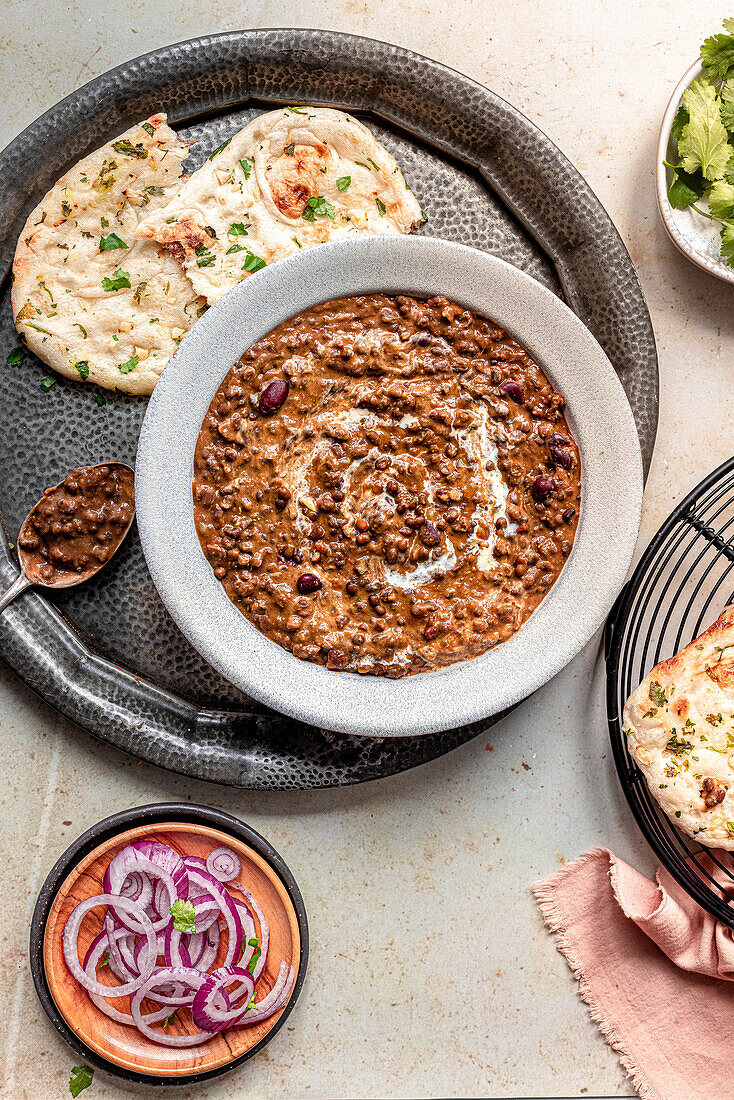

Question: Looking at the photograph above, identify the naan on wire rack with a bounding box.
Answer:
[12,115,206,395]
[623,605,734,849]
[136,106,425,303]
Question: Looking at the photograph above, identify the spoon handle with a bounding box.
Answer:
[0,571,34,614]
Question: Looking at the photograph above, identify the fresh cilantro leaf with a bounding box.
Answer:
[336,176,351,191]
[170,898,196,934]
[671,102,689,141]
[721,81,734,129]
[142,121,155,136]
[101,216,109,228]
[229,222,249,236]
[133,281,148,304]
[285,105,307,114]
[242,251,266,273]
[38,278,55,303]
[69,1065,94,1096]
[648,680,667,707]
[99,232,127,251]
[667,165,706,209]
[162,1011,177,1028]
[195,243,215,268]
[99,950,109,966]
[708,179,734,219]
[112,139,148,159]
[301,195,335,221]
[74,361,89,380]
[239,158,252,179]
[209,137,232,159]
[702,28,734,87]
[679,78,731,180]
[40,376,55,391]
[665,730,693,755]
[375,197,386,215]
[226,244,245,254]
[6,348,23,367]
[101,268,131,291]
[247,935,261,974]
[118,355,139,375]
[95,392,106,407]
[720,221,734,266]
[244,993,257,1011]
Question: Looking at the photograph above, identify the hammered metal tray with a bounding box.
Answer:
[0,30,658,788]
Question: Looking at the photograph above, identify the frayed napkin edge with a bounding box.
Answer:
[532,847,663,1100]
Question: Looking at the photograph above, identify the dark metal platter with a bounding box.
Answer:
[0,30,658,789]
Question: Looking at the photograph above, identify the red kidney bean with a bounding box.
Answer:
[498,380,525,403]
[550,443,574,470]
[531,475,554,501]
[420,522,441,546]
[296,572,322,594]
[258,379,289,415]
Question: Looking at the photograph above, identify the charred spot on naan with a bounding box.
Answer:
[138,213,216,270]
[705,653,734,689]
[269,143,330,218]
[671,696,689,720]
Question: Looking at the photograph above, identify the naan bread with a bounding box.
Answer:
[12,115,205,395]
[623,605,734,848]
[136,106,425,304]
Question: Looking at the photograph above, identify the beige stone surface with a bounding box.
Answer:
[1,1,733,1097]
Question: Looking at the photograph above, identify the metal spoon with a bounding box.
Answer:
[0,462,135,614]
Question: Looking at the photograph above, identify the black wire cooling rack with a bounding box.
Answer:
[606,455,734,928]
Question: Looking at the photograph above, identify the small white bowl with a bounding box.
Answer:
[656,58,734,285]
[136,236,642,737]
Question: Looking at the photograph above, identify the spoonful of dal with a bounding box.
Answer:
[0,463,135,613]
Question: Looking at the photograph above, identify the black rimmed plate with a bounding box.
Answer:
[0,30,658,787]
[30,802,309,1085]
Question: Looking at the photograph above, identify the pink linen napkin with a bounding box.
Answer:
[533,847,734,1100]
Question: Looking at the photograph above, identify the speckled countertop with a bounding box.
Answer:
[2,2,733,1097]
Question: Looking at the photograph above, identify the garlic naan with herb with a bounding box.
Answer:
[136,106,425,304]
[12,115,205,395]
[623,605,734,849]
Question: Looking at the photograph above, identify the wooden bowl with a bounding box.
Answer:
[30,804,308,1085]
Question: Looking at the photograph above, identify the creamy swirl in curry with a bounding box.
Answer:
[193,294,581,676]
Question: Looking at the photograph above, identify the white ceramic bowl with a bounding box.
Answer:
[136,236,642,736]
[656,58,734,285]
